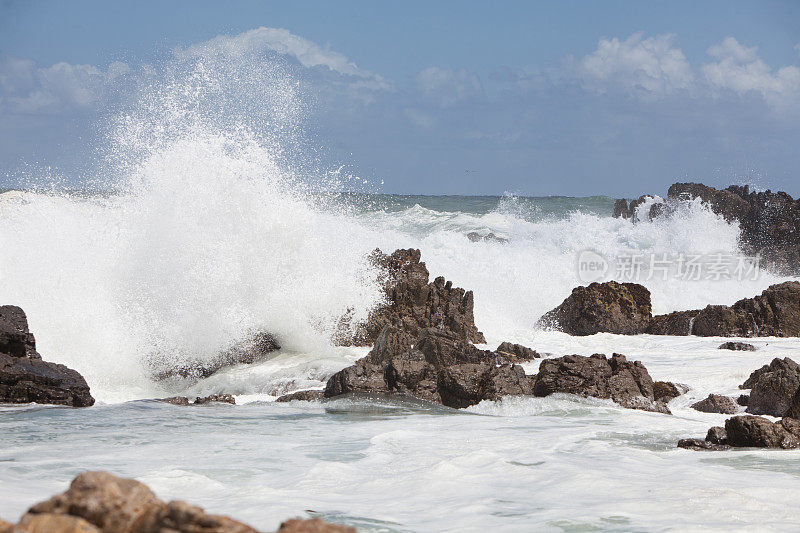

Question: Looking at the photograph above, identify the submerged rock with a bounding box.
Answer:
[740,357,800,417]
[325,326,530,409]
[0,305,94,407]
[466,231,508,244]
[537,281,653,336]
[719,341,757,351]
[158,394,236,405]
[691,394,738,414]
[277,518,356,533]
[337,248,486,346]
[275,389,326,402]
[532,353,670,414]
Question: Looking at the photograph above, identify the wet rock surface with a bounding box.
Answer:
[719,341,757,351]
[537,281,653,336]
[690,394,738,414]
[325,326,531,408]
[653,381,687,403]
[740,357,800,417]
[495,341,541,361]
[158,394,236,406]
[0,306,94,407]
[532,353,670,414]
[275,389,326,402]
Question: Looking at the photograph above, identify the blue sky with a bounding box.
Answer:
[1,0,799,196]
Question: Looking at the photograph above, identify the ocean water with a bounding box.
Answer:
[2,53,800,532]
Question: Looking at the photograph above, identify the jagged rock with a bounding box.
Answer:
[326,327,530,409]
[467,232,508,244]
[532,353,669,414]
[737,394,749,406]
[645,310,698,335]
[277,518,356,533]
[275,389,325,402]
[725,415,800,448]
[612,195,662,222]
[706,426,728,444]
[160,396,190,406]
[691,394,738,414]
[653,381,687,403]
[154,331,281,380]
[0,306,94,407]
[537,281,653,336]
[741,357,800,417]
[677,438,730,451]
[338,249,485,346]
[194,394,235,405]
[719,341,757,351]
[495,342,540,361]
[16,471,258,532]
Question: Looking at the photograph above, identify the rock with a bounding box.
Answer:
[725,415,800,448]
[277,518,356,533]
[467,232,508,244]
[677,438,730,451]
[0,518,11,533]
[337,249,486,346]
[741,357,800,416]
[326,327,531,409]
[537,281,653,336]
[532,353,669,414]
[194,394,235,405]
[15,471,257,533]
[737,394,749,406]
[706,426,728,444]
[0,305,39,358]
[653,381,687,403]
[495,342,540,361]
[691,394,738,414]
[719,341,757,351]
[275,389,325,402]
[613,198,631,219]
[645,310,698,335]
[159,396,190,406]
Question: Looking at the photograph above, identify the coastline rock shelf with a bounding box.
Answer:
[0,471,353,533]
[0,305,94,407]
[538,280,800,338]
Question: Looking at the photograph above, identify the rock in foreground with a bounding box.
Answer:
[690,394,738,414]
[537,281,653,336]
[0,305,94,407]
[740,357,800,417]
[532,353,671,414]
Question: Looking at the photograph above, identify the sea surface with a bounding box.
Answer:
[2,53,800,532]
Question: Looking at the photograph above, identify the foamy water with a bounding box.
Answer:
[2,48,800,532]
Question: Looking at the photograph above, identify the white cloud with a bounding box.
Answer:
[578,32,693,96]
[176,27,389,90]
[415,67,483,106]
[702,37,800,108]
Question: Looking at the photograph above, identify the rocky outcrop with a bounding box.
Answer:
[532,353,670,414]
[719,341,756,351]
[338,249,485,346]
[678,425,731,451]
[680,415,800,450]
[0,305,94,407]
[275,389,325,402]
[467,232,508,244]
[616,182,800,274]
[159,394,236,406]
[653,381,687,403]
[739,357,800,417]
[277,518,355,533]
[154,331,281,380]
[644,310,698,335]
[325,326,531,408]
[690,394,738,414]
[495,342,541,361]
[537,281,653,336]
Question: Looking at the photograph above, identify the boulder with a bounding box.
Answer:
[737,394,749,406]
[691,394,738,414]
[326,327,530,409]
[725,415,800,449]
[277,518,356,533]
[537,281,653,336]
[741,357,800,417]
[158,395,236,405]
[706,426,728,445]
[495,342,540,361]
[719,342,757,351]
[339,249,486,346]
[532,353,670,414]
[677,438,730,451]
[653,381,687,403]
[645,310,698,336]
[0,306,94,407]
[275,389,325,402]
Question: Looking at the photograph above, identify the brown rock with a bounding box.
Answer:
[193,394,236,405]
[537,281,653,336]
[691,394,738,414]
[13,514,100,532]
[645,310,698,336]
[725,415,800,448]
[706,426,728,444]
[718,342,757,351]
[677,438,730,451]
[437,363,533,409]
[737,394,749,406]
[742,357,800,417]
[653,381,686,403]
[159,396,190,406]
[277,518,356,533]
[275,390,325,402]
[495,342,540,361]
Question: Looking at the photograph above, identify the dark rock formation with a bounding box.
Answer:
[719,341,757,351]
[645,310,698,335]
[737,394,749,406]
[677,438,730,451]
[276,389,326,402]
[11,471,258,532]
[653,381,687,403]
[158,394,236,405]
[537,281,653,336]
[277,518,356,533]
[495,342,541,361]
[740,357,800,417]
[325,326,530,408]
[532,353,670,414]
[612,195,666,222]
[338,249,485,346]
[706,426,728,444]
[691,394,738,414]
[154,331,281,380]
[725,415,800,449]
[467,232,508,244]
[0,306,94,407]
